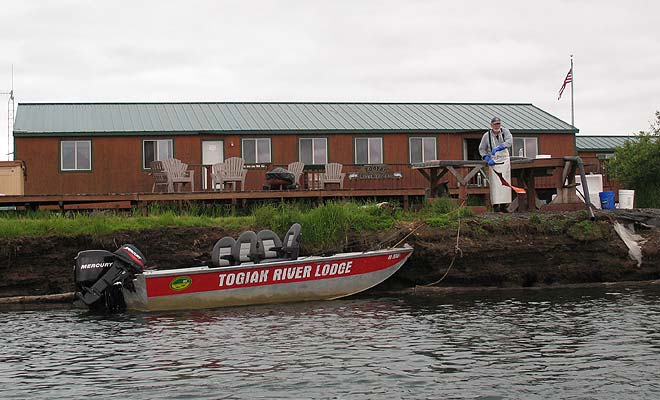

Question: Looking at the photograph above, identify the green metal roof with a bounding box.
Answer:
[575,135,634,151]
[13,102,578,136]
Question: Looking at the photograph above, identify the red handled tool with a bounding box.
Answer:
[493,170,526,194]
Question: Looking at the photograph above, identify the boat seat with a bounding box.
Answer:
[232,231,259,264]
[211,236,236,267]
[281,223,302,260]
[257,229,284,261]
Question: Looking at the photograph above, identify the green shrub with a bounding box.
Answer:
[466,195,484,206]
[529,214,542,225]
[606,112,660,208]
[425,197,457,215]
[567,220,605,241]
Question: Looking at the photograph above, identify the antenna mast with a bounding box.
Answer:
[1,65,14,161]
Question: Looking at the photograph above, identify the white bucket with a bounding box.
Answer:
[618,190,635,209]
[576,174,603,209]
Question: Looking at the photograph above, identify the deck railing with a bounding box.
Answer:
[185,161,573,194]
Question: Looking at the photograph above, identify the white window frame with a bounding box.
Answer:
[513,137,539,158]
[60,140,92,171]
[299,137,328,165]
[242,138,272,164]
[143,139,174,169]
[409,137,437,164]
[354,137,383,165]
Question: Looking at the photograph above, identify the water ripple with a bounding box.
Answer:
[2,285,660,399]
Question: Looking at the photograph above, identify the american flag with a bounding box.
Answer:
[558,68,573,100]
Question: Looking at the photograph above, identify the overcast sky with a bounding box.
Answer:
[1,0,658,160]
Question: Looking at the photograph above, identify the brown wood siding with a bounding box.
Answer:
[534,133,577,189]
[17,136,201,195]
[15,132,576,195]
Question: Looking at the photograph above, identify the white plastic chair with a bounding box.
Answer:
[320,163,345,189]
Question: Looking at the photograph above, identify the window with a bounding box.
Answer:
[202,140,224,165]
[513,137,538,158]
[355,137,383,164]
[242,138,271,164]
[143,139,173,169]
[409,137,437,163]
[299,138,327,164]
[61,140,91,171]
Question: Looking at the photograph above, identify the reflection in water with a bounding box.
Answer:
[2,285,660,399]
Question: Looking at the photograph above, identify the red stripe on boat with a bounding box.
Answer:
[146,251,410,297]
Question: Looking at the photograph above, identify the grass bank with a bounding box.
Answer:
[0,209,251,238]
[0,199,476,250]
[3,199,617,254]
[3,203,657,297]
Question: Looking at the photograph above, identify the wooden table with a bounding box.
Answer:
[412,160,487,201]
[413,157,591,212]
[510,157,590,211]
[509,158,556,211]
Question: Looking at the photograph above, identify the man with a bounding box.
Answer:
[479,116,513,212]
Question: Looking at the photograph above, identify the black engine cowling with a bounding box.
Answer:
[74,250,116,290]
[73,244,146,312]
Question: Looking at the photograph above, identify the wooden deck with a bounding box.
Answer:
[0,188,427,211]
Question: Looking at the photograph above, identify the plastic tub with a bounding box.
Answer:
[599,191,615,210]
[576,174,603,209]
[618,189,635,209]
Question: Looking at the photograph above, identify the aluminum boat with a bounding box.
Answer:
[73,223,413,312]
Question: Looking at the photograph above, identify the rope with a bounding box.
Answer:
[421,201,465,287]
[362,220,426,252]
[391,221,426,249]
[316,221,414,255]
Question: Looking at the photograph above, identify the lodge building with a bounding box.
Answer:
[12,102,578,196]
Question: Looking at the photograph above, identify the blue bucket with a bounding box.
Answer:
[599,191,615,210]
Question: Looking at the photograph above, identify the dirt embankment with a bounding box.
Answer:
[395,211,660,289]
[0,210,658,298]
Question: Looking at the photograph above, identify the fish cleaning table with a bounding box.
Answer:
[413,157,589,212]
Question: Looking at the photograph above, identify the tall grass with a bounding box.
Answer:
[407,198,474,227]
[0,209,252,237]
[0,198,478,241]
[252,201,398,252]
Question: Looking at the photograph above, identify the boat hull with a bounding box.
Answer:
[123,246,412,312]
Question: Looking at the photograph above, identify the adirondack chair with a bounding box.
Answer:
[319,163,346,189]
[287,161,304,188]
[210,162,225,190]
[211,157,247,191]
[150,160,173,192]
[161,158,194,192]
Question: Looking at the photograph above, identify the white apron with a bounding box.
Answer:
[488,148,512,205]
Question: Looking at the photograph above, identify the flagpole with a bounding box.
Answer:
[570,54,574,126]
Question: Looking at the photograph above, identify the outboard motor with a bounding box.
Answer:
[73,244,146,312]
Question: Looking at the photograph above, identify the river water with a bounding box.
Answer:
[2,284,660,399]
